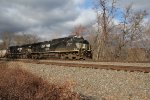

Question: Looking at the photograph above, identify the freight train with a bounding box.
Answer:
[1,35,92,60]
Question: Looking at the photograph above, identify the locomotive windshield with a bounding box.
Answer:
[75,43,82,49]
[75,40,90,50]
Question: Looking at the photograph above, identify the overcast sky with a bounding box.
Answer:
[0,0,150,42]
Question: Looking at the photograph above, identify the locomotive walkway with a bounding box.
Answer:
[20,59,150,73]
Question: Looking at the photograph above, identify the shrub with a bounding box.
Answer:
[0,62,79,100]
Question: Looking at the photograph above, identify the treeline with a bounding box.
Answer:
[87,0,150,61]
[73,0,150,62]
[0,33,40,50]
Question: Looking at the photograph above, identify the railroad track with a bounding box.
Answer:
[1,58,150,73]
[13,59,150,73]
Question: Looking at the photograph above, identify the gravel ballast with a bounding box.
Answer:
[10,62,150,100]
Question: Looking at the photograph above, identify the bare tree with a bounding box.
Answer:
[94,0,117,60]
[13,33,40,45]
[111,4,133,59]
[140,20,150,60]
[23,33,40,44]
[1,32,12,49]
[92,0,148,61]
[116,5,148,61]
[72,25,86,36]
[145,20,150,35]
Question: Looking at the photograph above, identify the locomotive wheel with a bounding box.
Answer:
[60,54,65,59]
[38,54,43,59]
[31,55,37,59]
[35,55,39,59]
[31,55,35,59]
[68,53,79,60]
[68,54,73,59]
[75,56,80,60]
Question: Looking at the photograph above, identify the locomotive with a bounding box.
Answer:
[5,35,92,60]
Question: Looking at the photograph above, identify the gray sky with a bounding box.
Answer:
[0,0,96,41]
[0,0,150,41]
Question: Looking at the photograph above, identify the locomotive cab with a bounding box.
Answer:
[66,35,92,58]
[75,40,90,50]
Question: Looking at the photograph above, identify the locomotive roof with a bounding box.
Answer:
[8,35,85,48]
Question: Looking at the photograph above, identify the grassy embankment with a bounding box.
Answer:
[0,61,79,100]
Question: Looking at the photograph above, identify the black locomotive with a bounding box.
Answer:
[6,35,92,60]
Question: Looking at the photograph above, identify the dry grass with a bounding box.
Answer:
[0,62,80,100]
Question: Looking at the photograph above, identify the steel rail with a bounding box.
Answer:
[18,59,150,73]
